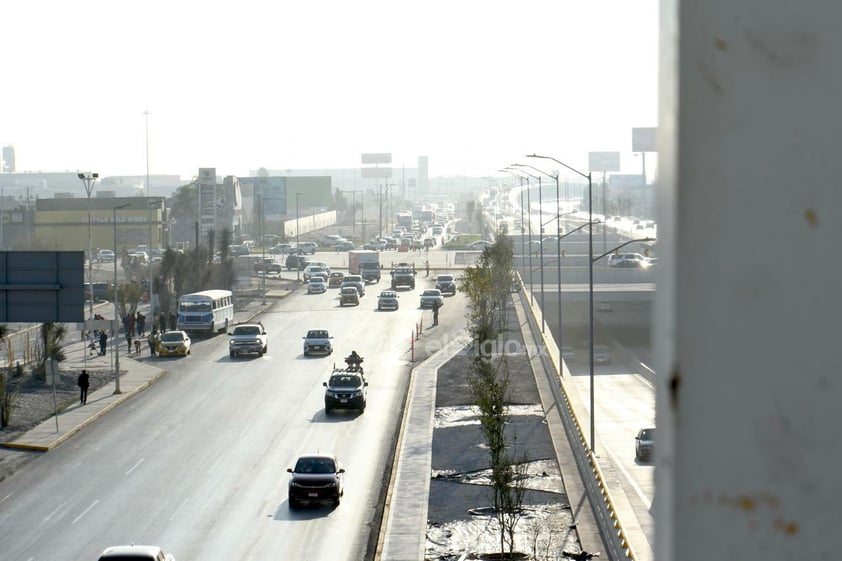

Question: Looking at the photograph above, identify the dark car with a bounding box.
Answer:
[435,274,457,295]
[287,454,345,508]
[285,253,310,271]
[635,427,656,461]
[254,257,282,274]
[323,371,368,413]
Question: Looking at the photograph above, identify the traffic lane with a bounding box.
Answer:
[565,355,655,553]
[0,286,426,561]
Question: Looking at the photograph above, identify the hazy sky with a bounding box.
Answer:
[1,0,658,180]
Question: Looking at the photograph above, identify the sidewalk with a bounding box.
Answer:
[2,295,281,452]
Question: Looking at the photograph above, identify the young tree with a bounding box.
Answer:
[459,230,526,558]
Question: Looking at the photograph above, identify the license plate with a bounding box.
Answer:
[340,399,348,403]
[308,492,318,498]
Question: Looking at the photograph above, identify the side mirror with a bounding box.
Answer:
[287,468,293,473]
[323,382,328,387]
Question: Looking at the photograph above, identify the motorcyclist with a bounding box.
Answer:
[345,350,363,371]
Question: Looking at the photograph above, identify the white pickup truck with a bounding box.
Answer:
[228,323,268,358]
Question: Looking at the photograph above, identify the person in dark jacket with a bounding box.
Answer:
[99,330,108,356]
[432,299,440,326]
[77,369,90,405]
[169,312,176,331]
[159,312,167,334]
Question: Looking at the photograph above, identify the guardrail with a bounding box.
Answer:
[513,270,639,561]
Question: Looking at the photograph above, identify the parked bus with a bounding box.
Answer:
[176,289,234,334]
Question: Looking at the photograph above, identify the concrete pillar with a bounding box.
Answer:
[656,1,842,559]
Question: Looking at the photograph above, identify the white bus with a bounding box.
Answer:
[176,289,234,334]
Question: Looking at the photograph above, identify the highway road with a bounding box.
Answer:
[0,269,458,561]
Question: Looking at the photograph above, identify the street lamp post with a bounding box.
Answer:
[499,169,528,304]
[295,193,302,282]
[527,153,596,451]
[113,203,130,394]
[512,166,545,333]
[517,162,566,342]
[78,172,99,320]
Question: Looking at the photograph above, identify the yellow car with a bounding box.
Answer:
[157,330,191,356]
[328,271,345,288]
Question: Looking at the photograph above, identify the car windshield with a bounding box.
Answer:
[307,331,328,339]
[380,292,396,298]
[161,333,185,342]
[342,287,356,294]
[437,276,453,282]
[294,457,336,474]
[329,374,362,387]
[423,290,439,296]
[180,301,211,312]
[640,429,655,440]
[234,326,260,335]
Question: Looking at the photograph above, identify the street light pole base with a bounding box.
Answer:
[112,389,123,395]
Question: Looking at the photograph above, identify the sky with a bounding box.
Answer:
[1,0,659,180]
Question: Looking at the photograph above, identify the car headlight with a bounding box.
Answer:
[229,340,235,347]
[350,390,362,398]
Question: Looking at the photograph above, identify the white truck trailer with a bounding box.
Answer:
[348,250,381,283]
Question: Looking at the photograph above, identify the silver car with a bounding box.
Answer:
[377,290,399,311]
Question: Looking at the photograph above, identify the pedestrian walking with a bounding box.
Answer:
[127,333,133,354]
[159,312,167,334]
[136,312,146,336]
[147,330,158,356]
[432,299,440,326]
[134,338,142,355]
[127,313,136,338]
[169,312,176,331]
[99,330,108,356]
[77,369,90,405]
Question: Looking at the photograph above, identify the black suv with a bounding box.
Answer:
[285,253,310,271]
[435,274,456,295]
[323,370,368,413]
[287,454,345,508]
[390,265,416,289]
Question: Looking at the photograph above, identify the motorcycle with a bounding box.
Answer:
[344,354,364,374]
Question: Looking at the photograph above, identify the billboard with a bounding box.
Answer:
[361,153,392,164]
[361,167,392,178]
[632,127,658,152]
[0,251,84,322]
[589,152,621,172]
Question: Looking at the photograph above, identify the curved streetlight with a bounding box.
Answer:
[497,170,526,283]
[510,165,546,333]
[503,167,536,308]
[526,153,598,452]
[78,172,99,320]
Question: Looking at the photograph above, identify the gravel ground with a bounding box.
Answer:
[0,367,114,482]
[426,310,584,561]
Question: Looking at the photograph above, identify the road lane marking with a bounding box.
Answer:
[605,445,652,510]
[166,424,182,438]
[0,492,13,505]
[44,502,67,522]
[125,458,145,476]
[72,500,98,524]
[169,498,189,521]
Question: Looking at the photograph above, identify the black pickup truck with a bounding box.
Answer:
[390,264,416,289]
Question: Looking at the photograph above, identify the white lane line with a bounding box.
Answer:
[72,500,98,524]
[43,502,67,522]
[166,424,182,438]
[0,492,14,505]
[208,456,223,473]
[169,498,189,521]
[604,445,652,510]
[125,458,145,476]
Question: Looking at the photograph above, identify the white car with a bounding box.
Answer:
[303,265,329,283]
[97,249,115,263]
[307,278,327,294]
[377,290,400,311]
[98,545,175,561]
[607,252,651,268]
[303,329,333,356]
[419,289,444,309]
